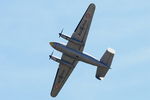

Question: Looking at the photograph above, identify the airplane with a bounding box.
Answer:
[49,3,115,97]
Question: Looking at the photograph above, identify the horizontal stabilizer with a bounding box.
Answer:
[95,48,115,80]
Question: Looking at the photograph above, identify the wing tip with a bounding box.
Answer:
[90,3,95,8]
[50,92,57,97]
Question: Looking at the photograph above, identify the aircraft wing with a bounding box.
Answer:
[67,3,95,52]
[51,54,78,97]
[51,3,95,97]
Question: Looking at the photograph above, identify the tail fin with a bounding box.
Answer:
[95,48,115,80]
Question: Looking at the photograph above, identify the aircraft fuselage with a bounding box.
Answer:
[50,42,107,68]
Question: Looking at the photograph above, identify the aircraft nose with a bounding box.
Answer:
[49,42,54,46]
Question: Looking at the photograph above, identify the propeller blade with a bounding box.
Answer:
[61,28,63,33]
[51,50,54,56]
[59,28,64,38]
[49,51,54,60]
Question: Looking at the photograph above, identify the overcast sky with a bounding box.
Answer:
[0,0,150,100]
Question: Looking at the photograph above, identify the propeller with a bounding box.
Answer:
[49,51,54,60]
[59,28,64,38]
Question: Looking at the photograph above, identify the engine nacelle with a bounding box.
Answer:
[59,33,84,46]
[49,55,72,67]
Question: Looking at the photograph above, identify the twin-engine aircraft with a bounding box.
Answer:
[49,3,115,97]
